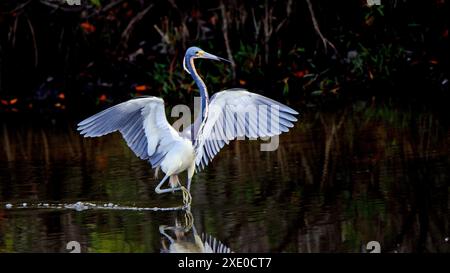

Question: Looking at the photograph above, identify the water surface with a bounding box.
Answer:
[0,103,448,252]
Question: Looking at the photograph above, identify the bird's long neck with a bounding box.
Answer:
[186,58,209,145]
[187,58,209,121]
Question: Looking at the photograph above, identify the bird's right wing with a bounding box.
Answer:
[194,89,298,170]
[77,97,182,168]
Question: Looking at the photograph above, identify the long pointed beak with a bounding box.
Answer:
[201,52,231,63]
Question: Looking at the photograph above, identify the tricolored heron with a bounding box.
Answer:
[159,210,232,253]
[77,47,298,201]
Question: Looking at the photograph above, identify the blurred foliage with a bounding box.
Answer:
[350,43,405,81]
[0,0,448,114]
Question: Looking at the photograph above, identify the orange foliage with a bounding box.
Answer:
[135,85,148,92]
[80,22,96,33]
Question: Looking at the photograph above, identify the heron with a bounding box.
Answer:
[160,210,232,253]
[77,47,298,203]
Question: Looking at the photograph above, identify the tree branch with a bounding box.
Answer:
[120,3,154,49]
[305,0,337,55]
[220,1,236,82]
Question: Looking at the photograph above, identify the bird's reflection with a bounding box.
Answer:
[159,210,232,253]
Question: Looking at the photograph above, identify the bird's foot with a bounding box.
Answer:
[183,210,194,232]
[181,186,192,209]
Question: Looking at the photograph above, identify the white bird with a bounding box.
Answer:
[159,210,232,253]
[77,47,298,199]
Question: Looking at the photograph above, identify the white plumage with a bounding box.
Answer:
[77,47,298,198]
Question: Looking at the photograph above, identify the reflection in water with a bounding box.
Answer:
[0,103,448,252]
[160,210,232,253]
[0,201,231,253]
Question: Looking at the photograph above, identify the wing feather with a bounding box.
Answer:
[78,97,182,168]
[194,89,298,171]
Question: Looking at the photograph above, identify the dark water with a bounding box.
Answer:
[0,103,448,253]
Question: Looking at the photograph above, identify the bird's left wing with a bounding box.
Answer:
[194,89,298,170]
[77,97,181,168]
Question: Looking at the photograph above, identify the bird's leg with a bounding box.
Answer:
[159,225,175,244]
[187,162,195,192]
[187,177,192,192]
[169,175,182,193]
[155,175,192,209]
[155,175,182,194]
[182,164,195,209]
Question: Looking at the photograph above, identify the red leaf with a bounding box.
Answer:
[135,85,148,92]
[293,70,306,78]
[80,22,96,33]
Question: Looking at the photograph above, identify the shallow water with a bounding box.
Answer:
[0,103,448,253]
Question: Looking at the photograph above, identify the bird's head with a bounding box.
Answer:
[183,47,230,74]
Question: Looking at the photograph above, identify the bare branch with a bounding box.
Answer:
[25,16,38,67]
[220,1,236,81]
[305,0,338,55]
[263,0,273,64]
[101,0,125,13]
[1,0,32,15]
[251,8,261,40]
[120,3,154,49]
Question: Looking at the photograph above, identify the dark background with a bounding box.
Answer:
[0,0,448,119]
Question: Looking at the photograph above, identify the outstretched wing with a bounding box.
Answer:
[77,97,182,168]
[202,233,232,253]
[194,89,298,170]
